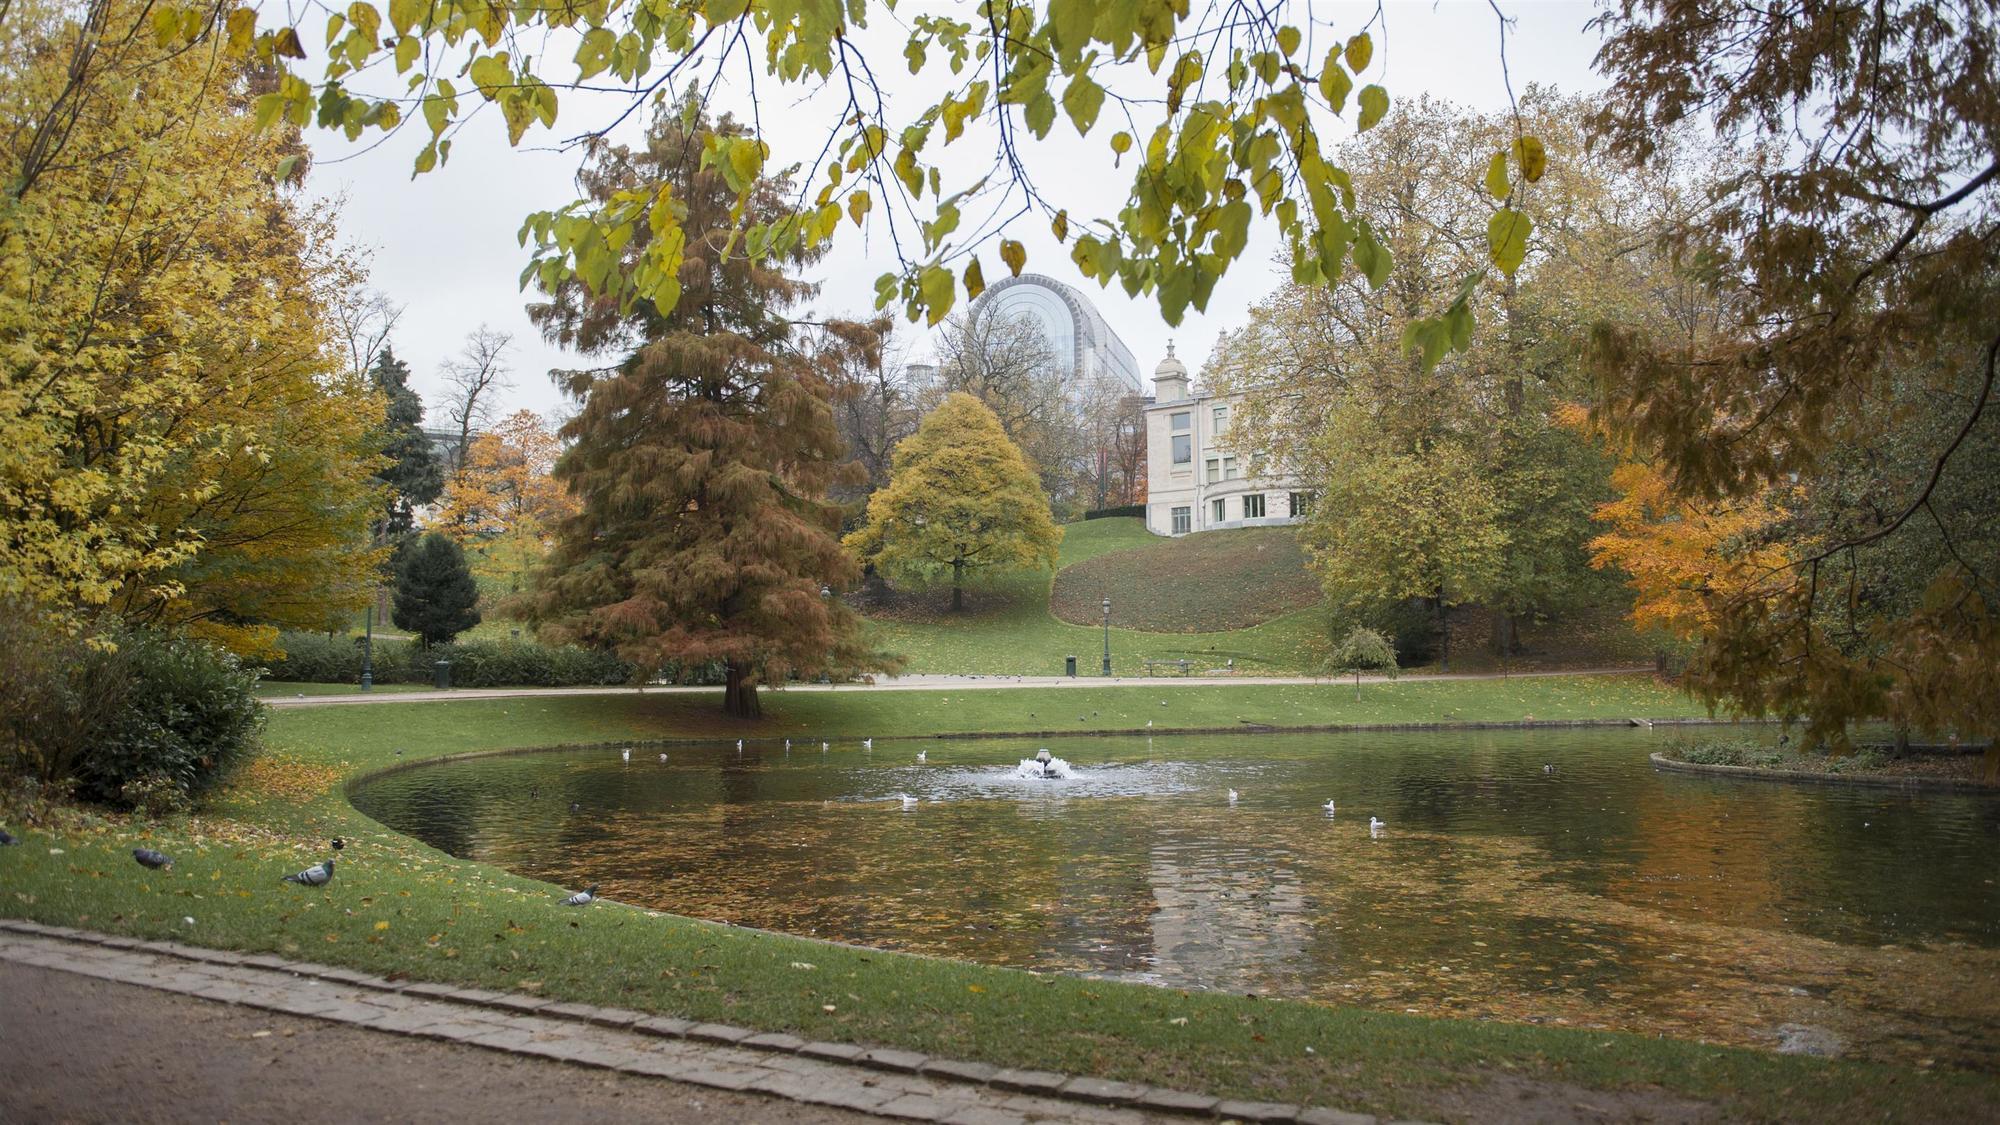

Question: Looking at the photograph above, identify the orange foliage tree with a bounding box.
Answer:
[431,410,575,600]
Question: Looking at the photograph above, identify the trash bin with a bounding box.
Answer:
[1064,655,1076,677]
[433,660,451,690]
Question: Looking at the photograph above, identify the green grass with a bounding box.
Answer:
[255,681,436,697]
[864,518,1333,674]
[1051,526,1318,631]
[3,679,1990,1122]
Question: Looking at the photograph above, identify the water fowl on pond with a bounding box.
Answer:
[352,727,2000,1069]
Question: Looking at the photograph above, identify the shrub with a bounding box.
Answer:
[0,613,263,811]
[257,632,680,687]
[393,533,481,645]
[1083,505,1145,520]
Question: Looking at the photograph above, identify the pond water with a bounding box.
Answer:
[351,728,2000,1067]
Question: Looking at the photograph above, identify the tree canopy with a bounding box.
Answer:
[845,392,1063,611]
[369,346,445,541]
[523,93,891,717]
[392,533,482,646]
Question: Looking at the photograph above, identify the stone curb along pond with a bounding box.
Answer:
[350,722,2000,1071]
[1650,750,2000,793]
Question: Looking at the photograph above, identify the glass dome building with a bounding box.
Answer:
[967,274,1145,397]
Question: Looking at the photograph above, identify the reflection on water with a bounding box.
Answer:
[351,728,2000,1067]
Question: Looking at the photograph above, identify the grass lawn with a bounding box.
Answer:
[255,681,436,697]
[1051,526,1318,631]
[5,677,1992,1121]
[862,518,1333,675]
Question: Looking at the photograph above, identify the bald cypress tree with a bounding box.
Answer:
[525,93,889,718]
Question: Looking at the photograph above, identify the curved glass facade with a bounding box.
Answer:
[970,274,1144,395]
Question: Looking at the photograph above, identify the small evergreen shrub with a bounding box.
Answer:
[258,632,678,687]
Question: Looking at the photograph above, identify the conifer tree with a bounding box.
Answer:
[392,534,481,647]
[369,346,444,540]
[845,394,1064,612]
[525,91,889,718]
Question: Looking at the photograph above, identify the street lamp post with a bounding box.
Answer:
[1101,596,1112,676]
[819,585,833,684]
[360,603,375,692]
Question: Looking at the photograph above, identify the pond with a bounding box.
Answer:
[351,728,2000,1068]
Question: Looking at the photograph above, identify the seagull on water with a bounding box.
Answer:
[821,741,829,753]
[785,739,792,750]
[659,752,668,762]
[736,739,744,751]
[282,858,336,887]
[133,848,174,870]
[862,738,872,750]
[621,747,630,762]
[1322,800,1337,815]
[1369,817,1385,837]
[1543,763,1555,775]
[899,794,918,809]
[560,884,599,907]
[1227,789,1239,805]
[916,750,927,762]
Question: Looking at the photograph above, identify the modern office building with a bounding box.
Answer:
[966,273,1146,397]
[1141,346,1310,537]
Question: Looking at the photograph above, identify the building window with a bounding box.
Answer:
[1170,411,1191,464]
[1205,458,1221,483]
[1212,497,1227,524]
[1171,506,1191,534]
[1222,455,1239,480]
[1213,404,1229,431]
[1289,491,1314,518]
[1243,493,1265,518]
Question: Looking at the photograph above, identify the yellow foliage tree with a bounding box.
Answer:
[0,0,384,652]
[845,394,1062,611]
[431,410,576,600]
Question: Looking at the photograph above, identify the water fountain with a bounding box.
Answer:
[1015,748,1076,780]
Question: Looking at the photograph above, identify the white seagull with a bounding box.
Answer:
[1227,789,1239,805]
[1322,799,1337,815]
[821,741,829,753]
[736,739,744,751]
[916,750,927,762]
[785,739,792,750]
[659,753,668,762]
[899,793,918,809]
[621,748,630,761]
[862,738,873,750]
[1369,817,1385,837]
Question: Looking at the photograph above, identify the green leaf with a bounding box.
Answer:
[394,34,419,73]
[963,257,986,300]
[1352,218,1391,288]
[1356,85,1388,131]
[274,154,303,181]
[576,28,616,80]
[1318,54,1351,113]
[1050,210,1069,242]
[1344,32,1372,72]
[1275,26,1301,57]
[1061,73,1105,136]
[1487,207,1532,276]
[274,27,307,59]
[1110,130,1132,155]
[918,264,956,325]
[253,93,286,131]
[1022,91,1056,139]
[388,0,422,35]
[1511,134,1548,182]
[1484,150,1510,200]
[847,190,871,227]
[1049,0,1094,53]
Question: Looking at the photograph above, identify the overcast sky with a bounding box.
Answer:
[303,1,1609,422]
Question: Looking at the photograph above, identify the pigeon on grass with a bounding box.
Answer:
[561,885,599,907]
[282,858,336,887]
[133,848,174,870]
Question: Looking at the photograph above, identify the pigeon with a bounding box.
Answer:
[916,750,927,762]
[331,837,345,852]
[1543,763,1555,775]
[1369,817,1385,837]
[561,884,598,907]
[570,801,581,813]
[0,827,18,845]
[1227,789,1239,805]
[133,847,174,870]
[899,794,918,810]
[282,858,335,887]
[621,748,631,762]
[1322,800,1337,815]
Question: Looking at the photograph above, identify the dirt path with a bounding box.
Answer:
[264,667,1655,707]
[0,960,885,1124]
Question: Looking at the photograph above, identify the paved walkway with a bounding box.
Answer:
[0,921,1387,1125]
[265,668,1653,707]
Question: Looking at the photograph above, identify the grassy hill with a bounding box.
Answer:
[860,518,1331,675]
[1050,525,1318,631]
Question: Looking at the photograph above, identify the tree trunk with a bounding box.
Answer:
[951,558,965,611]
[1436,596,1450,673]
[723,662,761,719]
[1488,608,1518,657]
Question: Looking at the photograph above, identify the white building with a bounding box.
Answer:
[1142,346,1310,537]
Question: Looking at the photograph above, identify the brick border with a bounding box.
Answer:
[0,919,1403,1125]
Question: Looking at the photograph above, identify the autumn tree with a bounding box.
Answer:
[370,346,445,540]
[433,410,575,598]
[1212,92,1637,655]
[392,533,481,646]
[846,393,1064,612]
[931,310,1091,514]
[1583,0,2000,744]
[439,326,514,476]
[524,93,890,718]
[806,316,918,507]
[1,0,384,652]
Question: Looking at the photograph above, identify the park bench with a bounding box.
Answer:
[1142,659,1195,676]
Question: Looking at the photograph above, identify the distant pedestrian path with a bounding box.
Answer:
[264,667,1653,707]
